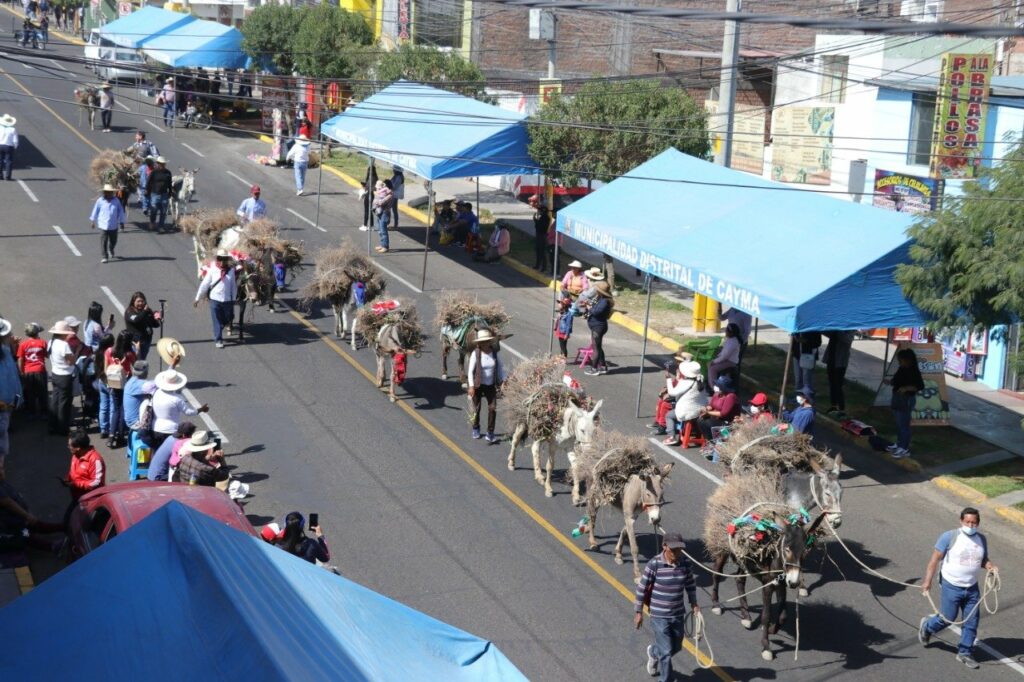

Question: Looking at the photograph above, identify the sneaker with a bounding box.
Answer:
[956,653,980,670]
[651,427,667,436]
[215,340,224,349]
[358,225,368,232]
[583,367,599,376]
[296,190,304,196]
[886,444,900,452]
[597,367,609,375]
[645,645,658,676]
[891,448,910,459]
[485,433,497,443]
[99,432,109,439]
[663,436,681,446]
[101,257,108,263]
[917,617,931,646]
[471,428,481,440]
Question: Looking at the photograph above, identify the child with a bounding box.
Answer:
[554,297,573,358]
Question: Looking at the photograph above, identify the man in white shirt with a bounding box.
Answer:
[151,370,207,443]
[46,320,77,435]
[193,250,238,349]
[90,183,126,263]
[236,184,266,224]
[0,113,18,181]
[919,507,999,669]
[286,135,311,196]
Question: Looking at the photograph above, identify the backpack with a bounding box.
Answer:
[936,529,988,585]
[136,398,154,431]
[105,360,126,389]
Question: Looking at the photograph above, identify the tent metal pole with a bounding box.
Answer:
[421,180,432,290]
[636,274,653,418]
[314,134,324,231]
[753,318,758,346]
[476,177,480,218]
[549,237,560,353]
[778,335,793,419]
[882,328,892,382]
[366,154,372,256]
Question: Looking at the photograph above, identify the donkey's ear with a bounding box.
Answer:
[808,457,823,474]
[832,454,843,474]
[660,462,674,479]
[589,399,603,415]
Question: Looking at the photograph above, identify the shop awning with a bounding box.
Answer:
[557,148,927,332]
[97,7,197,49]
[143,19,247,69]
[320,81,537,180]
[0,502,527,681]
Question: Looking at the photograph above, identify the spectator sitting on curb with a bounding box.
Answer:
[147,421,196,482]
[175,430,228,487]
[560,260,587,298]
[60,430,105,502]
[474,220,511,263]
[783,390,815,436]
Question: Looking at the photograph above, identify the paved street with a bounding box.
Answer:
[2,37,1023,681]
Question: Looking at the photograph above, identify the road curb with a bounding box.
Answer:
[14,565,34,595]
[933,475,1024,527]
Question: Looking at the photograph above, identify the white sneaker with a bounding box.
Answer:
[885,444,899,452]
[645,645,658,676]
[296,190,304,196]
[215,340,224,349]
[891,448,910,459]
[358,225,368,231]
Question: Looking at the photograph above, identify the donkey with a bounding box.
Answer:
[710,513,825,661]
[170,168,198,226]
[507,399,603,499]
[440,318,500,387]
[329,284,365,350]
[580,461,674,583]
[373,323,407,403]
[783,455,843,596]
[76,87,99,130]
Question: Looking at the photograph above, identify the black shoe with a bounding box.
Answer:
[651,427,667,436]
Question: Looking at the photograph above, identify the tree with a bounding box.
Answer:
[240,4,302,75]
[527,79,710,187]
[896,143,1024,331]
[292,5,374,80]
[365,43,486,98]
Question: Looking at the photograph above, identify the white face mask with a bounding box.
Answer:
[750,406,760,415]
[961,525,978,536]
[795,396,805,405]
[712,386,721,394]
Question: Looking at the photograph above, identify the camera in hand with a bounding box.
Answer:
[308,513,319,529]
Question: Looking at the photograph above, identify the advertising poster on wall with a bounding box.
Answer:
[875,343,951,425]
[872,170,943,214]
[770,107,834,185]
[929,53,993,180]
[705,101,766,175]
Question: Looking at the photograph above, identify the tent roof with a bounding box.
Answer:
[0,502,526,682]
[98,7,197,49]
[320,81,537,180]
[143,19,246,69]
[557,148,926,332]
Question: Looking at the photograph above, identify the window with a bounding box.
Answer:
[819,55,849,103]
[414,0,465,49]
[907,92,936,166]
[901,0,944,23]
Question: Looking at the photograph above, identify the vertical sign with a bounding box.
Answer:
[929,53,993,179]
[875,343,951,425]
[396,0,411,41]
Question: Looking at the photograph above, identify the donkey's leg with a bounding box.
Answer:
[569,450,583,506]
[375,352,386,388]
[351,315,359,351]
[388,355,397,403]
[760,583,775,660]
[625,515,642,583]
[737,573,753,629]
[334,304,344,339]
[543,440,556,497]
[613,525,626,565]
[773,582,788,631]
[586,499,599,550]
[530,439,545,486]
[507,423,526,470]
[711,554,728,615]
[458,349,468,389]
[440,339,449,380]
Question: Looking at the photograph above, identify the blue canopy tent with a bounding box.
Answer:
[143,19,247,69]
[320,81,538,286]
[556,148,927,410]
[98,7,197,49]
[0,502,526,681]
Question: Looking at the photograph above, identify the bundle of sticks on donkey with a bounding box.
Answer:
[300,242,387,349]
[435,291,511,389]
[356,298,424,402]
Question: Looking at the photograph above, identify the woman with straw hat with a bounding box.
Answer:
[583,280,613,376]
[0,113,18,181]
[46,320,77,435]
[466,329,506,443]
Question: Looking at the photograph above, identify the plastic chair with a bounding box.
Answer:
[685,336,723,380]
[680,420,706,449]
[574,344,595,366]
[127,430,151,481]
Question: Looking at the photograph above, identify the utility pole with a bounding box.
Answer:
[547,13,558,78]
[715,0,741,168]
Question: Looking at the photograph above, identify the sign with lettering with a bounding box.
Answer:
[872,169,942,214]
[770,107,834,185]
[539,79,562,105]
[397,0,411,41]
[929,53,993,179]
[875,343,951,425]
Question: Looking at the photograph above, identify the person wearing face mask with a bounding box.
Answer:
[696,375,740,441]
[919,507,998,670]
[782,390,815,436]
[746,392,773,422]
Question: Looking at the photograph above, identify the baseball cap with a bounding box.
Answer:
[662,532,686,549]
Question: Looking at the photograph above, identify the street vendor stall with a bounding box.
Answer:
[98,7,197,49]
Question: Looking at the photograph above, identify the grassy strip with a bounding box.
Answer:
[322,151,372,181]
[951,458,1024,499]
[1015,500,1024,511]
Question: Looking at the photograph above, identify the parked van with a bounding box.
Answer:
[95,47,146,82]
[83,29,113,67]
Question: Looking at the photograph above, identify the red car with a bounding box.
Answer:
[66,482,256,559]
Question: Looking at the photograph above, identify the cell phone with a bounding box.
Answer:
[308,513,319,529]
[212,436,222,451]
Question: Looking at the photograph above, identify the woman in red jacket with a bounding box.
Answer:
[63,431,105,501]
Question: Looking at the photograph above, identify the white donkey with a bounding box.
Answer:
[507,399,603,500]
[329,286,362,350]
[170,168,198,226]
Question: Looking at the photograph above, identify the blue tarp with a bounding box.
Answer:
[98,7,197,49]
[320,81,537,180]
[557,148,927,332]
[0,502,526,681]
[143,19,247,69]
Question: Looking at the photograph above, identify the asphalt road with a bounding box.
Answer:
[1,35,1023,681]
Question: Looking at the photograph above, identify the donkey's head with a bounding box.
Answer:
[808,454,843,528]
[562,399,602,448]
[631,463,673,528]
[779,512,825,588]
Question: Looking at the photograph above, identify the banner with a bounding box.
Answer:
[705,101,766,175]
[872,170,942,214]
[770,107,834,185]
[875,343,950,425]
[929,53,993,180]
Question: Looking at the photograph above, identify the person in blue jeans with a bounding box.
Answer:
[94,334,116,439]
[885,347,923,459]
[919,507,999,670]
[634,532,700,681]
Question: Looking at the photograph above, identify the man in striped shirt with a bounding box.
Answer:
[634,532,700,680]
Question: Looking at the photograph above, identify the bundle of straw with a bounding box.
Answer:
[715,419,833,473]
[356,298,424,352]
[703,468,790,563]
[88,149,138,193]
[179,208,239,257]
[239,218,304,269]
[576,430,659,508]
[502,355,591,440]
[434,290,511,331]
[300,241,386,305]
[74,86,98,106]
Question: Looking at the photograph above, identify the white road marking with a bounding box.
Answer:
[372,261,422,294]
[226,170,252,187]
[51,225,81,257]
[180,142,205,158]
[286,208,326,233]
[181,388,229,443]
[500,343,526,362]
[949,626,1024,675]
[649,438,725,486]
[48,59,68,71]
[17,179,38,202]
[116,100,131,111]
[100,285,124,311]
[144,119,163,133]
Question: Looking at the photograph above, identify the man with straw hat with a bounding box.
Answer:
[194,249,238,349]
[466,329,505,443]
[90,183,126,263]
[175,430,228,487]
[145,156,173,232]
[0,114,18,181]
[46,320,77,436]
[151,369,208,447]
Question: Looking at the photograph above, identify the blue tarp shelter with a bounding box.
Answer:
[320,81,537,180]
[0,502,526,681]
[557,148,927,333]
[143,19,247,69]
[98,7,197,49]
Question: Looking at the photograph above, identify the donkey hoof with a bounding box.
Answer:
[460,382,468,390]
[614,555,623,565]
[798,587,809,598]
[740,618,753,630]
[544,489,553,498]
[571,496,582,506]
[534,476,545,486]
[633,575,642,585]
[588,541,598,550]
[711,606,723,616]
[441,373,448,380]
[507,461,515,471]
[389,396,396,403]
[761,650,774,661]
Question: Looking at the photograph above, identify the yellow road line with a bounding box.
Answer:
[14,566,34,594]
[285,304,730,679]
[1,68,100,153]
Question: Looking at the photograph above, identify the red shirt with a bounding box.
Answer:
[68,448,106,499]
[710,392,741,422]
[16,338,47,374]
[103,348,137,377]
